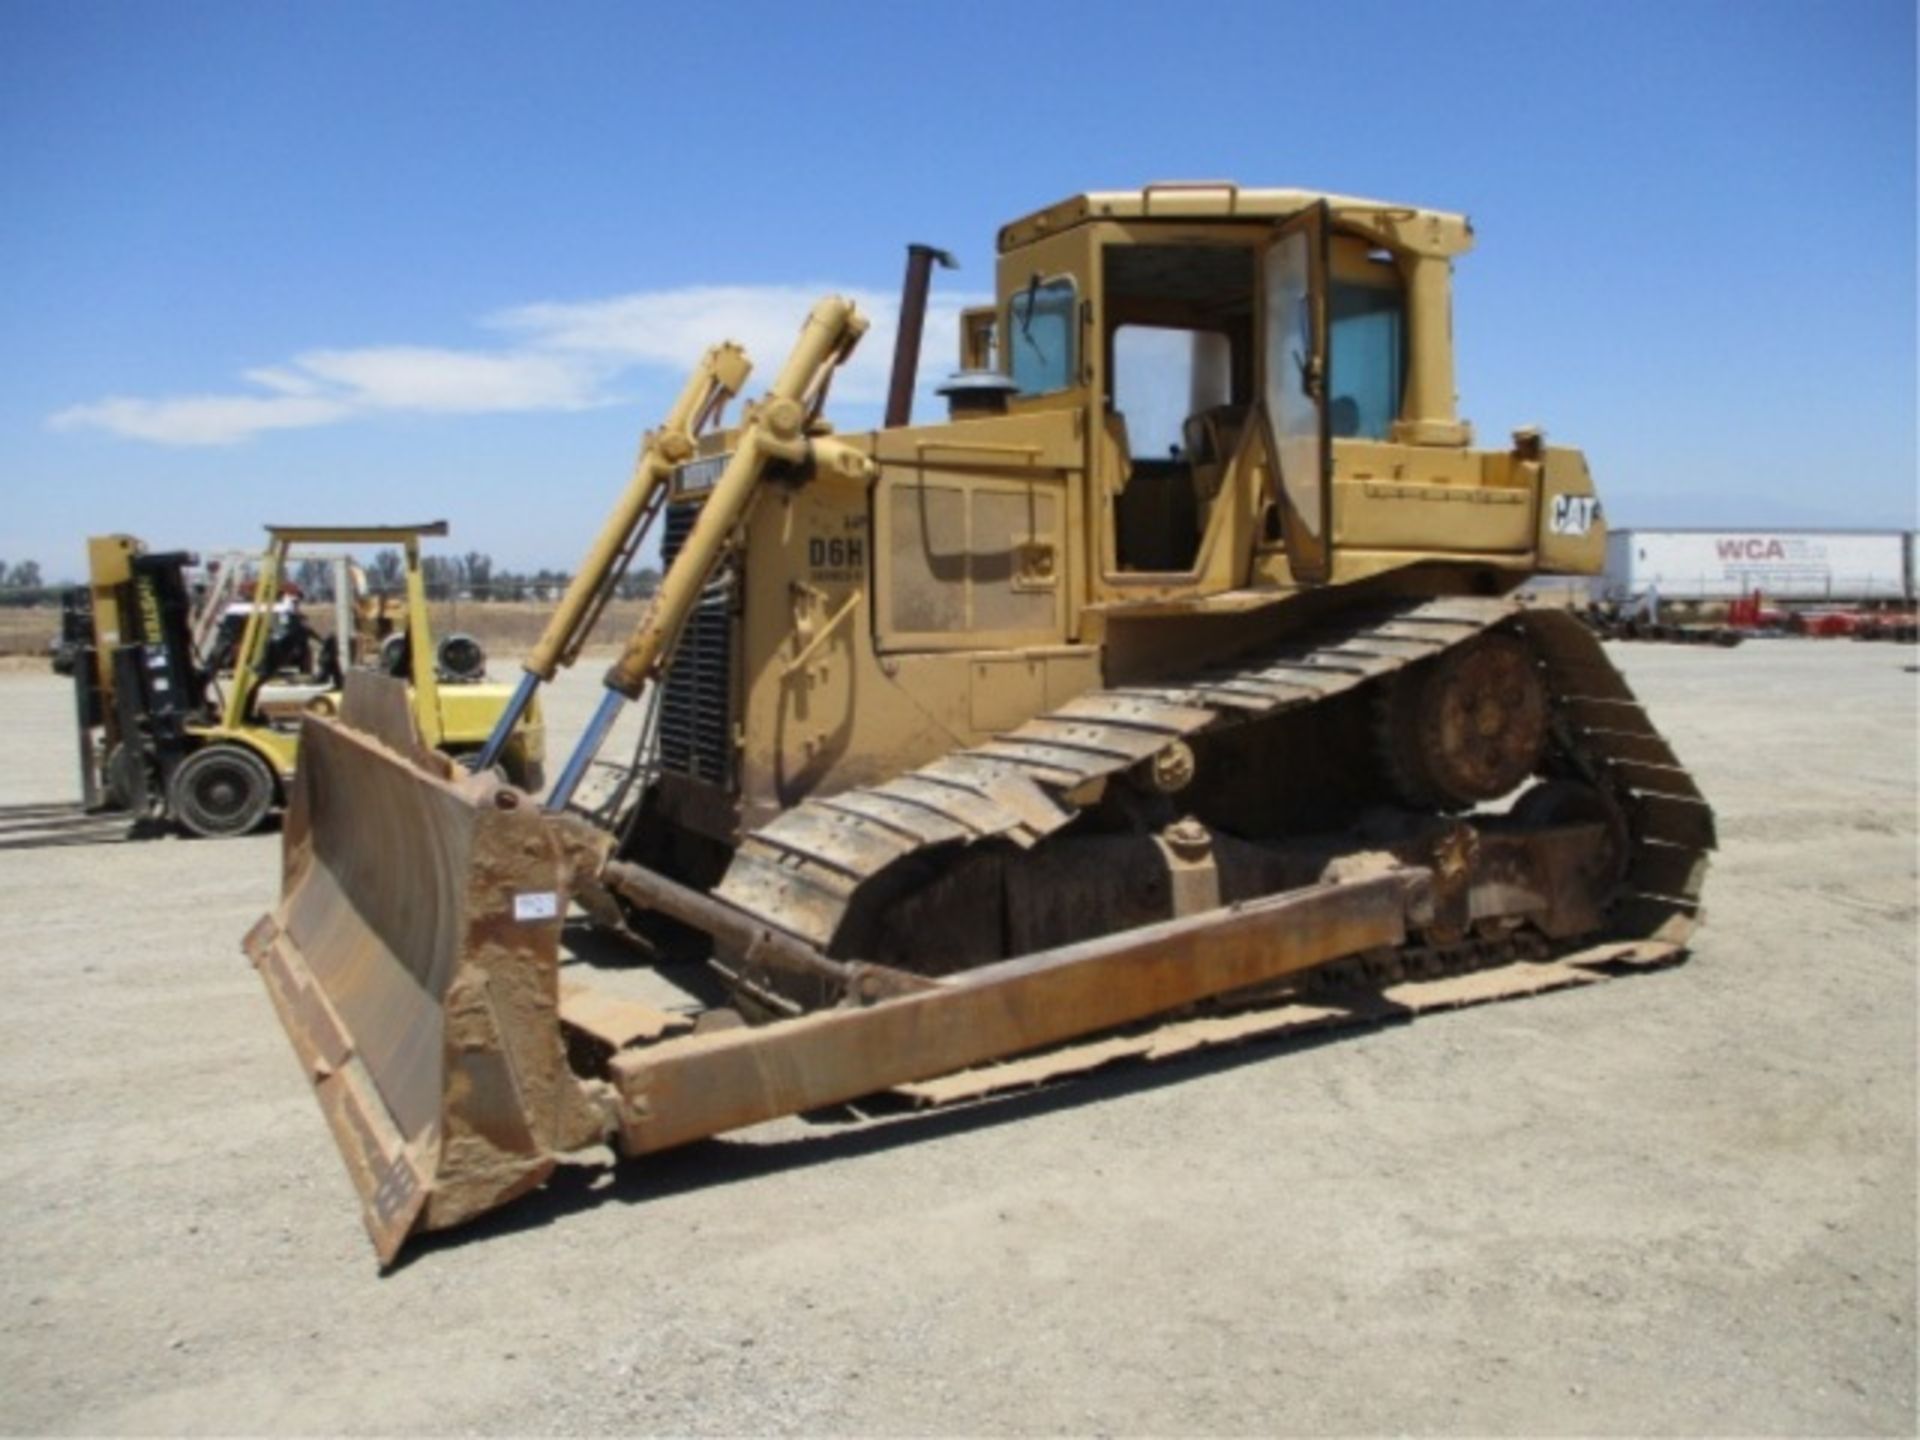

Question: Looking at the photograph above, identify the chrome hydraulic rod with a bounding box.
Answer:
[545,297,872,812]
[474,669,543,773]
[544,686,626,811]
[474,342,751,773]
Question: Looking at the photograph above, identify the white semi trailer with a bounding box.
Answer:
[1601,528,1915,605]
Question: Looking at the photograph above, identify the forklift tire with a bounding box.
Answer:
[436,633,486,683]
[104,743,155,815]
[169,744,278,838]
[381,633,409,677]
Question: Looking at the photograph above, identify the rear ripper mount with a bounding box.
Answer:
[245,596,1710,1264]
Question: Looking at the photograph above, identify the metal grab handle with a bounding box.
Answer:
[1141,180,1241,213]
[781,589,863,679]
[912,439,1045,462]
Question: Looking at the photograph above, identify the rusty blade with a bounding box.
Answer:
[245,911,435,1264]
[247,714,604,1264]
[278,716,473,1145]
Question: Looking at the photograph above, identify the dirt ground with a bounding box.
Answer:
[0,641,1913,1435]
[0,608,58,658]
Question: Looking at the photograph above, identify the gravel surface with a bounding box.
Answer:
[0,642,1913,1435]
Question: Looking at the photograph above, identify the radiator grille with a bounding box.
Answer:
[656,499,735,787]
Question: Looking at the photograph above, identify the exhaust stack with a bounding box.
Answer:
[884,243,957,429]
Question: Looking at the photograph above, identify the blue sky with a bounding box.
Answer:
[2,0,1913,578]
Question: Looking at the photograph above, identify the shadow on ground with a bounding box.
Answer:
[395,1012,1421,1272]
[0,802,283,851]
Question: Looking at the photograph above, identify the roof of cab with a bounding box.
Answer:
[997,184,1473,258]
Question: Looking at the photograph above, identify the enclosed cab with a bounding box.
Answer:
[639,186,1607,850]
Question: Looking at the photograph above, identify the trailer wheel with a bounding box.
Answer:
[169,744,277,837]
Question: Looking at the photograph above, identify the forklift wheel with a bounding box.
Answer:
[170,744,277,838]
[104,743,154,815]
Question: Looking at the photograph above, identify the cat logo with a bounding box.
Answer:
[1550,495,1600,536]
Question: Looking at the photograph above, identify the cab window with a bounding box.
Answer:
[1328,252,1407,440]
[1007,277,1077,394]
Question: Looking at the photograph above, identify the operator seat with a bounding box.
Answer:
[1182,404,1246,507]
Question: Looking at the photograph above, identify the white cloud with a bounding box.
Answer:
[294,346,603,414]
[494,283,989,406]
[50,281,993,446]
[47,393,352,446]
[240,365,326,396]
[494,284,857,363]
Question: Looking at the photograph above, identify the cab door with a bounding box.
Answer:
[1261,203,1331,583]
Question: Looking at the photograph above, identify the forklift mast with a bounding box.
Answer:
[75,537,206,813]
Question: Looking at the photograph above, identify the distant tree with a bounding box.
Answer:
[421,555,459,598]
[368,549,405,593]
[0,560,43,608]
[617,565,661,600]
[462,551,493,598]
[292,558,333,602]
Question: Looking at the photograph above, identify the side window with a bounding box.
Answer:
[960,306,998,371]
[1007,277,1077,394]
[1329,266,1406,441]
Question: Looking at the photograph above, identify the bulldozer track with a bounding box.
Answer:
[716,596,1713,958]
[884,934,1679,1109]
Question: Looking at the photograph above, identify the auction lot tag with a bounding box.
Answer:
[513,891,560,922]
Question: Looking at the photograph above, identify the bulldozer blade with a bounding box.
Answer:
[244,708,606,1264]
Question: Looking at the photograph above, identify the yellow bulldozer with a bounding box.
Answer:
[246,184,1712,1263]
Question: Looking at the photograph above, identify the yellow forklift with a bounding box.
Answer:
[72,522,543,837]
